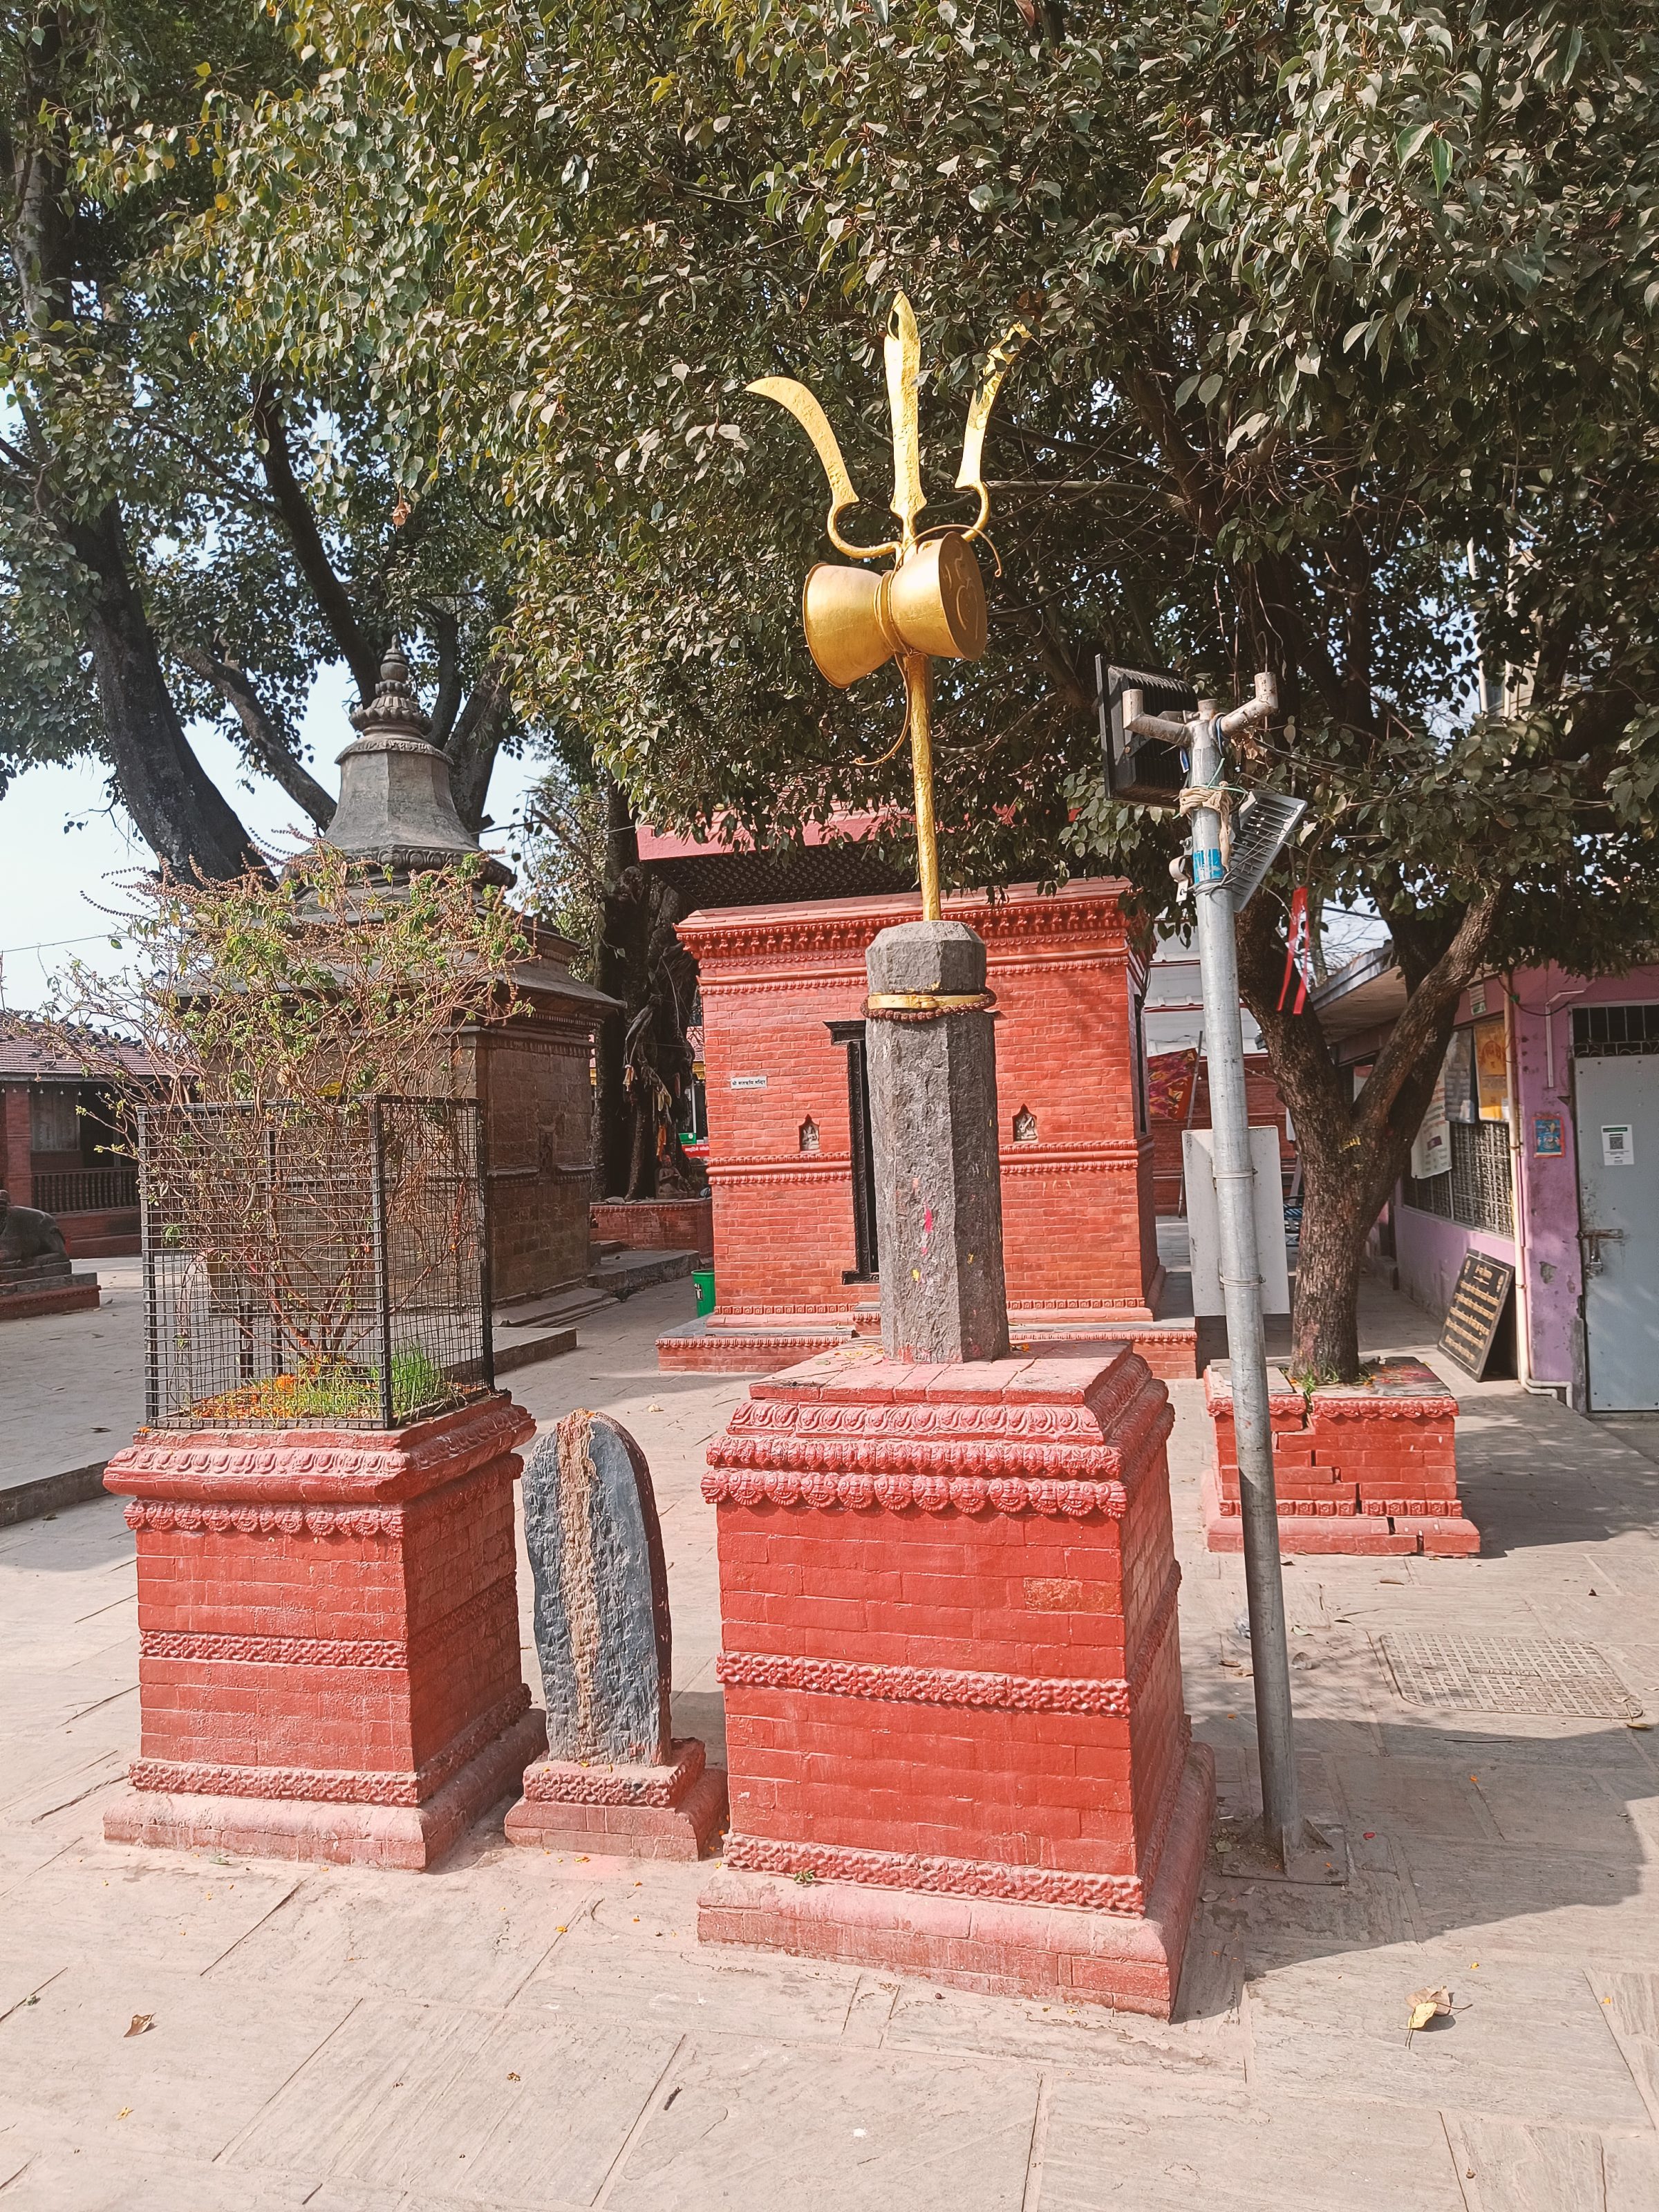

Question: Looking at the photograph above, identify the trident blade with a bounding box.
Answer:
[955,320,1031,541]
[747,377,859,516]
[884,294,925,545]
[747,377,897,559]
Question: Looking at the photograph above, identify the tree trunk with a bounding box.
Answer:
[176,642,335,831]
[1234,889,1502,1382]
[626,1070,658,1201]
[70,503,259,880]
[1286,1158,1374,1379]
[444,659,510,835]
[593,779,649,1198]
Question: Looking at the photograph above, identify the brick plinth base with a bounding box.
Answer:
[102,1394,545,1870]
[697,1342,1210,2018]
[1,1273,100,1322]
[1203,1358,1479,1557]
[505,1738,729,1859]
[702,1743,1213,2012]
[659,1315,1199,1382]
[592,1198,714,1262]
[57,1206,140,1259]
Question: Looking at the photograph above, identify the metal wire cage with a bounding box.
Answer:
[138,1097,492,1430]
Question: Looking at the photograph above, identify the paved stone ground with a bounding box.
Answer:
[1,1259,146,1514]
[5,1275,1659,2210]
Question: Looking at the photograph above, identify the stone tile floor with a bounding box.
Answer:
[4,1275,1659,2209]
[2,1259,146,1510]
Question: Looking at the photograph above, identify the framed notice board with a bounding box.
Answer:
[1438,1252,1517,1379]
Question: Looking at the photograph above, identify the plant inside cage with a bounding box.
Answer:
[140,1096,492,1430]
[5,842,531,1432]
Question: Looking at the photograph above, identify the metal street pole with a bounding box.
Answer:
[1185,683,1300,1864]
[1123,668,1299,1863]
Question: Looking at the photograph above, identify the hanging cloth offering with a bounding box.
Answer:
[1277,887,1315,1014]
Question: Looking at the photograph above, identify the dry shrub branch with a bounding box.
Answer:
[8,846,532,1423]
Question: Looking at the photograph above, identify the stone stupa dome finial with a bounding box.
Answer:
[350,645,431,743]
[321,637,513,888]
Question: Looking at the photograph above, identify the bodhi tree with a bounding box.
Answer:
[207,0,1658,1376]
[0,0,525,877]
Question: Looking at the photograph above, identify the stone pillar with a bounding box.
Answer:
[864,921,1009,1363]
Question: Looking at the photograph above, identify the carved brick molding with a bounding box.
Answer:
[129,1685,532,1806]
[678,882,1134,969]
[124,1500,404,1539]
[703,1373,1175,1498]
[521,1738,706,1806]
[721,1832,1145,1915]
[105,1393,534,1506]
[1311,1399,1461,1423]
[720,1649,1127,1714]
[703,1466,1130,1517]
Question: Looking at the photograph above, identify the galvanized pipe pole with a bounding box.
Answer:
[1186,685,1300,1865]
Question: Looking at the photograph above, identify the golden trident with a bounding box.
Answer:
[749,294,1026,921]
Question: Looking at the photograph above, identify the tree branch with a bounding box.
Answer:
[175,641,336,831]
[425,603,462,749]
[444,656,509,832]
[1356,889,1502,1151]
[249,384,381,700]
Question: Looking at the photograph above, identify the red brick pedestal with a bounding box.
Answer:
[102,1395,547,1869]
[1203,1358,1479,1557]
[698,1344,1214,2016]
[505,1738,728,1859]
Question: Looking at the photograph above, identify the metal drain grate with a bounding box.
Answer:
[1378,1631,1644,1721]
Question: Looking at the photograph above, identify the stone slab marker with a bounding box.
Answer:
[506,1410,727,1857]
[864,920,1009,1362]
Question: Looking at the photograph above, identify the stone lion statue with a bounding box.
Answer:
[0,1188,70,1272]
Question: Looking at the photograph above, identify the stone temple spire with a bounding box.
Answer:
[324,645,512,887]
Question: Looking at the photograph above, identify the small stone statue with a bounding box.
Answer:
[504,1407,726,1857]
[523,1409,674,1766]
[0,1189,73,1282]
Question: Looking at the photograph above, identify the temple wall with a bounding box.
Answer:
[678,882,1161,1327]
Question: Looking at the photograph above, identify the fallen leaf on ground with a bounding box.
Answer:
[1408,1986,1453,2034]
[124,2014,153,2038]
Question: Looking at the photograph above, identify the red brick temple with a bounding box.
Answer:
[1,1027,147,1259]
[656,881,1196,1379]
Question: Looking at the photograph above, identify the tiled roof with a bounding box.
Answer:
[0,1021,152,1082]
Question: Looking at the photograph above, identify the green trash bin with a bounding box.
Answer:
[693,1267,716,1318]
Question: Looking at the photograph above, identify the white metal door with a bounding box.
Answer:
[1575,1055,1659,1412]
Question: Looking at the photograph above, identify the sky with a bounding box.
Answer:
[0,663,541,1013]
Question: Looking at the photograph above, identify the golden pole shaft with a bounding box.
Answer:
[902,652,941,921]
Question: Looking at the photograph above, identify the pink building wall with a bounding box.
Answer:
[1394,1210,1517,1338]
[1394,963,1659,1400]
